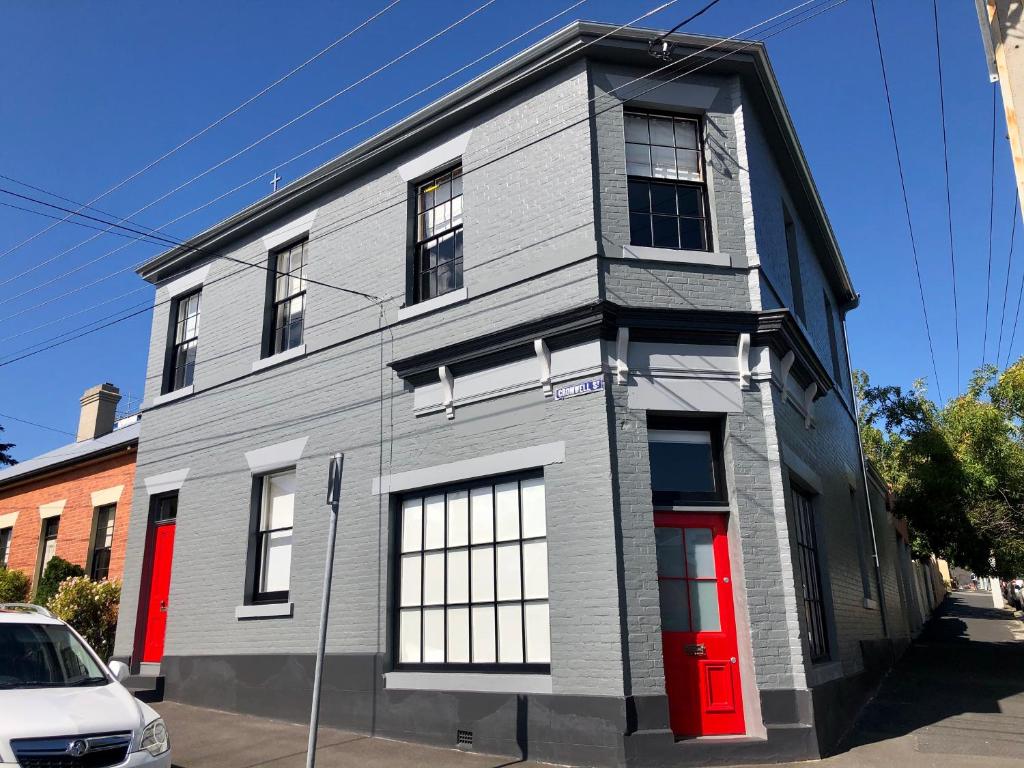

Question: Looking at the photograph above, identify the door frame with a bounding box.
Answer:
[132,492,177,670]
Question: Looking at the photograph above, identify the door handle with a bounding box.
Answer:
[159,600,167,613]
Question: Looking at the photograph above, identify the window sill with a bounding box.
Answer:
[252,344,306,373]
[620,244,732,268]
[384,670,552,694]
[863,597,879,611]
[151,385,194,407]
[394,286,469,322]
[235,602,293,620]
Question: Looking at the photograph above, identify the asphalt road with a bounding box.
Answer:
[160,591,1024,767]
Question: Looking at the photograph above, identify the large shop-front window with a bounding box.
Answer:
[396,474,550,670]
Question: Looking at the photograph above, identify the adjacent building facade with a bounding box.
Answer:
[113,24,934,765]
[0,384,138,590]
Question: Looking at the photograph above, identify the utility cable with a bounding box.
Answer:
[983,84,998,366]
[997,193,1019,365]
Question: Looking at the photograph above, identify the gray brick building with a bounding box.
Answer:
[113,23,929,766]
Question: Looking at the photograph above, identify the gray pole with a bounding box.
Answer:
[307,452,343,768]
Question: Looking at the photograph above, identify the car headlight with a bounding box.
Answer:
[140,718,169,757]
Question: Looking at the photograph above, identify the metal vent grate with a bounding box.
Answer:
[456,729,473,747]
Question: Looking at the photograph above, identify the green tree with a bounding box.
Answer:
[0,423,14,467]
[33,556,85,607]
[48,577,120,661]
[0,567,30,602]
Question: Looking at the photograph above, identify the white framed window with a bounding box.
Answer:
[252,469,295,603]
[396,472,550,670]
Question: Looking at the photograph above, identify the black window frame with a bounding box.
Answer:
[625,109,712,252]
[263,238,307,358]
[392,470,551,674]
[823,292,843,386]
[784,205,805,321]
[0,526,11,568]
[36,516,60,584]
[791,485,830,663]
[88,504,116,582]
[412,164,464,304]
[647,415,728,507]
[164,289,201,394]
[248,469,295,605]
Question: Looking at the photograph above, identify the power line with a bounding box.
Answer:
[931,0,960,395]
[867,0,944,403]
[0,0,404,265]
[0,0,844,368]
[0,0,500,293]
[997,193,1019,365]
[651,0,724,54]
[0,412,76,437]
[983,84,998,367]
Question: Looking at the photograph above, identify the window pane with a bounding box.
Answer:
[626,143,652,176]
[495,482,519,541]
[658,579,690,632]
[447,607,470,663]
[649,116,675,146]
[649,433,716,496]
[401,498,423,553]
[399,609,421,663]
[689,580,721,631]
[524,602,550,663]
[685,528,716,578]
[260,529,292,593]
[447,549,469,604]
[680,218,706,251]
[470,486,494,544]
[424,494,445,549]
[624,112,649,144]
[630,213,653,247]
[452,169,463,198]
[655,528,684,578]
[522,541,548,599]
[400,554,421,607]
[674,119,698,149]
[651,145,678,180]
[628,180,650,213]
[447,490,468,547]
[423,552,445,606]
[677,148,701,181]
[423,608,445,662]
[652,216,680,249]
[520,477,546,538]
[496,542,522,601]
[497,604,523,663]
[650,184,677,215]
[471,605,496,663]
[264,472,295,530]
[471,546,495,602]
[677,186,704,217]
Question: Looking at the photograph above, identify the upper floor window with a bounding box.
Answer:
[625,110,710,251]
[823,293,843,386]
[396,473,550,670]
[89,504,116,581]
[414,165,463,303]
[784,206,806,321]
[38,516,59,579]
[166,290,201,393]
[0,527,11,568]
[648,418,726,506]
[251,469,295,603]
[267,240,307,357]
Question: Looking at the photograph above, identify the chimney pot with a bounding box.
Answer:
[77,383,121,442]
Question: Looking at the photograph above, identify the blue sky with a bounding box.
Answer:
[0,0,1008,459]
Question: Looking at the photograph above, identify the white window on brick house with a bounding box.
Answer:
[413,165,463,303]
[38,516,59,579]
[625,110,710,251]
[251,469,295,603]
[396,473,550,670]
[0,527,11,568]
[89,504,116,581]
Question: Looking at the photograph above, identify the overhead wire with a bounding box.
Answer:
[983,84,998,367]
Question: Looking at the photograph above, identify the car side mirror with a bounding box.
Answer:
[108,660,129,682]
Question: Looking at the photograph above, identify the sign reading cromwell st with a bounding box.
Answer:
[554,377,604,400]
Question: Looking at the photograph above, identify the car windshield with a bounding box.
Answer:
[0,622,108,689]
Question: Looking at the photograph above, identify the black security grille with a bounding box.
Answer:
[11,732,131,768]
[456,729,473,746]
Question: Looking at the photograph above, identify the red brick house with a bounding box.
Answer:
[0,383,138,590]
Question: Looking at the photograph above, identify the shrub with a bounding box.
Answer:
[34,556,85,607]
[48,577,121,661]
[0,567,30,602]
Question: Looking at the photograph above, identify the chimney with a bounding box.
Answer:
[77,383,121,442]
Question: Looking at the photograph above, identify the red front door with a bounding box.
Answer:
[141,520,176,663]
[656,512,745,736]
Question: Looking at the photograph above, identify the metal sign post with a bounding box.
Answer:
[306,452,343,768]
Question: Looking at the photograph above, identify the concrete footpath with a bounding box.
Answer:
[161,591,1024,767]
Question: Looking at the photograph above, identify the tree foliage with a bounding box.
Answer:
[48,577,120,661]
[0,424,14,467]
[0,567,30,603]
[858,365,1024,577]
[33,556,85,607]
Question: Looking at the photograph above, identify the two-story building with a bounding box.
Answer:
[112,23,926,766]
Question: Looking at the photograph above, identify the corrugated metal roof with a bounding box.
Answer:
[0,421,139,488]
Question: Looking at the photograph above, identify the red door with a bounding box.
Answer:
[141,520,176,663]
[655,512,745,736]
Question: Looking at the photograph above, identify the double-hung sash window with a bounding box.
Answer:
[397,473,550,670]
[414,165,463,303]
[268,240,307,356]
[625,110,710,251]
[39,517,59,574]
[792,486,830,662]
[0,527,11,568]
[89,504,116,581]
[168,290,201,392]
[252,470,295,603]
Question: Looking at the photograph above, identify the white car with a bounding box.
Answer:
[0,603,170,767]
